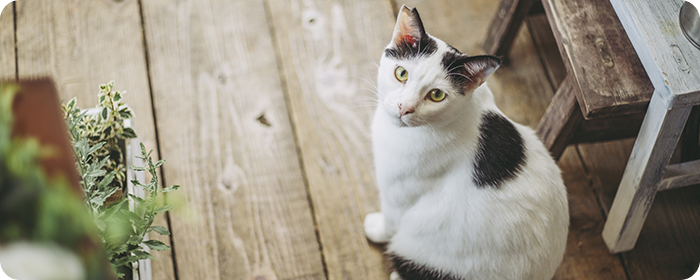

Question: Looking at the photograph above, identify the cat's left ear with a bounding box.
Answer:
[391,5,427,48]
[461,55,501,87]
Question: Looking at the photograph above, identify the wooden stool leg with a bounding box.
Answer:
[602,93,693,253]
[536,75,583,160]
[483,0,535,58]
[680,105,700,162]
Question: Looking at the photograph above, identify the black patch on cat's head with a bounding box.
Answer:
[472,112,525,188]
[384,7,438,60]
[442,52,501,94]
[389,253,462,280]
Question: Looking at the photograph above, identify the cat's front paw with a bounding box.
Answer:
[364,212,390,243]
[390,271,403,280]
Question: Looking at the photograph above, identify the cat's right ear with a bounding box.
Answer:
[460,55,501,88]
[391,5,427,48]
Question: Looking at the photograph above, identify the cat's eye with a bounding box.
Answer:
[395,66,408,82]
[428,89,446,102]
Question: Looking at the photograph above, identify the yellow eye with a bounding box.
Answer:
[428,89,446,102]
[395,66,408,82]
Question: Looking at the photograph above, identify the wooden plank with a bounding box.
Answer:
[552,147,629,280]
[572,113,645,144]
[266,0,395,279]
[13,0,175,278]
[658,160,700,191]
[611,0,700,106]
[542,0,653,119]
[0,2,14,81]
[577,139,636,215]
[578,139,700,279]
[526,13,567,90]
[536,75,583,160]
[140,0,326,279]
[483,0,535,59]
[679,106,700,162]
[603,92,691,253]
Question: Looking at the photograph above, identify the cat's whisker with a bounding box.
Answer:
[448,72,473,83]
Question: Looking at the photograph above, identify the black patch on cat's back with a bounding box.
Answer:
[390,254,462,280]
[472,112,526,188]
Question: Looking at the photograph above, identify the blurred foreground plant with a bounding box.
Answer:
[0,83,112,280]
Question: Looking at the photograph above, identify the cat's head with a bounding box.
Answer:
[377,5,500,128]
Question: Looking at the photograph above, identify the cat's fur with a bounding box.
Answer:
[364,5,569,280]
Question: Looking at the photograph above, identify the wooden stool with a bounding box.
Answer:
[484,0,700,253]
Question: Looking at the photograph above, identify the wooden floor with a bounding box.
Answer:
[1,0,699,279]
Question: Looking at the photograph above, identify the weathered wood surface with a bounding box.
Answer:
[13,0,174,278]
[483,0,535,59]
[553,147,629,280]
[266,0,395,278]
[578,139,700,279]
[526,13,567,91]
[140,0,325,279]
[659,160,700,191]
[542,0,653,119]
[602,93,691,253]
[0,3,14,81]
[536,75,583,160]
[611,0,700,107]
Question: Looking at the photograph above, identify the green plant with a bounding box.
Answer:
[63,81,179,279]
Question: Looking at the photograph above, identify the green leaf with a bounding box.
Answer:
[128,194,146,204]
[122,127,137,138]
[149,226,170,236]
[118,109,133,119]
[101,107,108,120]
[155,204,173,213]
[161,185,180,193]
[143,240,171,251]
[140,142,147,156]
[97,170,117,190]
[154,159,165,168]
[113,92,121,102]
[127,234,144,245]
[132,250,156,260]
[131,165,146,171]
[68,98,76,109]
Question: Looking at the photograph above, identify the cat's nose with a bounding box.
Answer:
[398,103,415,116]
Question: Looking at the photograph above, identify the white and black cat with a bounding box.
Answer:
[364,5,569,280]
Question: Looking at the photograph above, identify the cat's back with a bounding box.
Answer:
[385,108,569,280]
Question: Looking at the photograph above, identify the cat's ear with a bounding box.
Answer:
[391,5,427,48]
[460,55,501,87]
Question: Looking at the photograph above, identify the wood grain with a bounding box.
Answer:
[483,0,535,59]
[13,0,174,278]
[536,75,583,160]
[0,2,14,81]
[265,0,395,278]
[578,139,700,279]
[542,0,653,119]
[659,160,700,191]
[552,147,628,280]
[140,0,325,279]
[525,13,566,90]
[610,0,700,105]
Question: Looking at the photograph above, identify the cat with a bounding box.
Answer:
[364,5,569,280]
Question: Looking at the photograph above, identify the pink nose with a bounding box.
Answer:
[398,103,415,116]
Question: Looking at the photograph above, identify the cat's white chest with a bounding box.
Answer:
[371,108,478,205]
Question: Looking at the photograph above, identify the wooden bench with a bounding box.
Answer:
[484,0,700,253]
